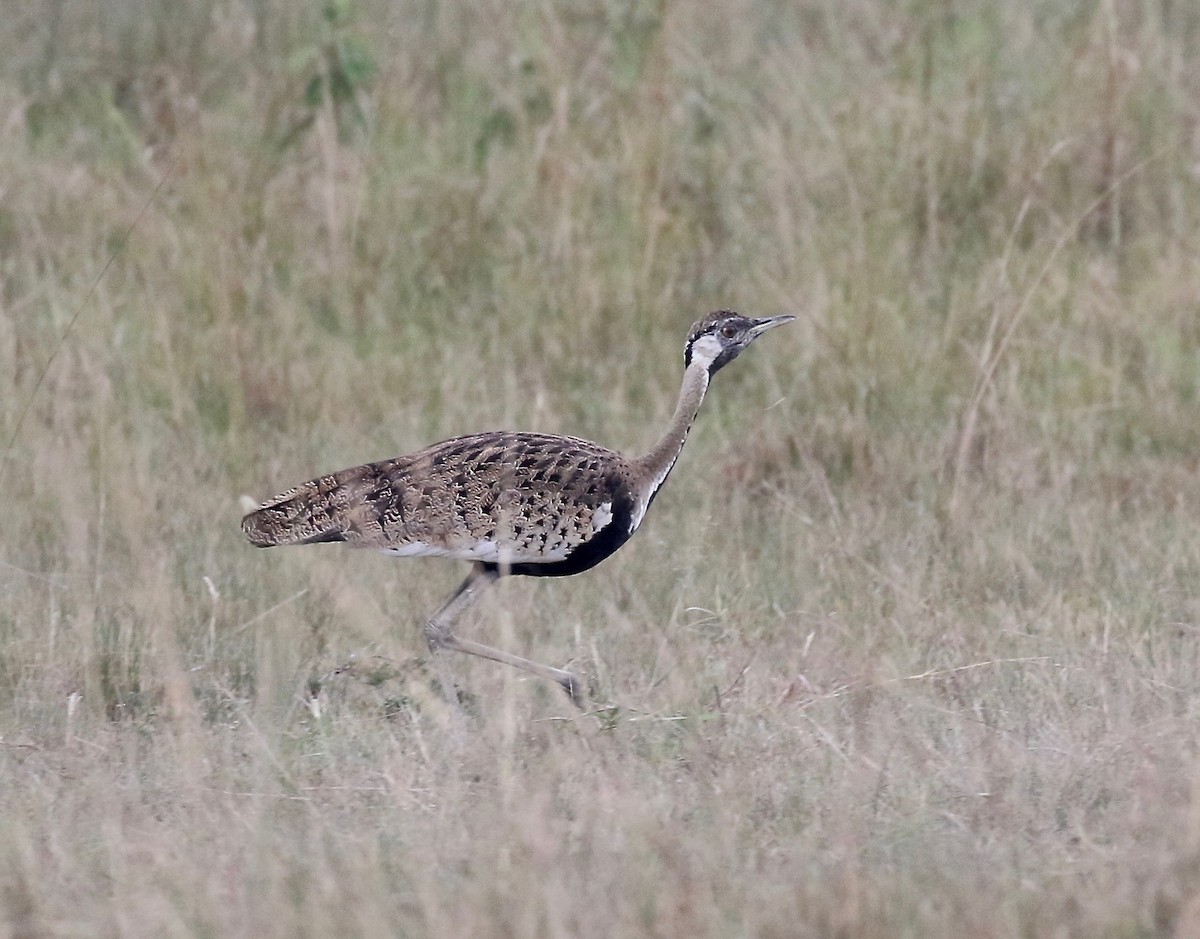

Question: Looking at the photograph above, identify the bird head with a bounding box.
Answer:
[684,310,795,375]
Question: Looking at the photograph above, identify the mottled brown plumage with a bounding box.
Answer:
[243,432,635,574]
[242,310,794,706]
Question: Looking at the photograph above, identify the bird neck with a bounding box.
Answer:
[633,360,710,510]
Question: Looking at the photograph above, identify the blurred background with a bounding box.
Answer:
[3,1,1200,934]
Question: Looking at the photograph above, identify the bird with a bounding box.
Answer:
[242,309,794,707]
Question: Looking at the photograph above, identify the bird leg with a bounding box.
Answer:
[423,563,585,709]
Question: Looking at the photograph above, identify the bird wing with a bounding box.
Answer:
[241,432,632,565]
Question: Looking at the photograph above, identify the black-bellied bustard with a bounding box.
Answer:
[242,310,793,706]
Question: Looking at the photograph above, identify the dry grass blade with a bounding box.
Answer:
[1,172,169,481]
[3,2,1200,935]
[947,148,1165,517]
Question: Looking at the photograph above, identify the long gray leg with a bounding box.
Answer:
[423,563,584,708]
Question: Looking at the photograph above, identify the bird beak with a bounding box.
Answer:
[748,314,796,337]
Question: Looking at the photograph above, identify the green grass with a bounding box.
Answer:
[4,0,1200,934]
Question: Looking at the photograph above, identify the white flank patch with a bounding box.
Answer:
[381,539,500,561]
[380,538,572,564]
[469,539,501,560]
[593,501,614,533]
[381,541,441,558]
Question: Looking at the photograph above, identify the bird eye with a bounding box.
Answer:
[720,324,738,339]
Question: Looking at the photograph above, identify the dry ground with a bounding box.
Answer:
[4,1,1200,935]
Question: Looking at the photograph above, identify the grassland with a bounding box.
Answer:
[3,0,1200,935]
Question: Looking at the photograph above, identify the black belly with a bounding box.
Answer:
[485,493,638,579]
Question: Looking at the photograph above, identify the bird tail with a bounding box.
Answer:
[241,473,353,548]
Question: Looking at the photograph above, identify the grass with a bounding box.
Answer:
[3,0,1200,934]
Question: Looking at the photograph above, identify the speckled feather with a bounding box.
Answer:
[241,431,639,575]
[240,311,794,705]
